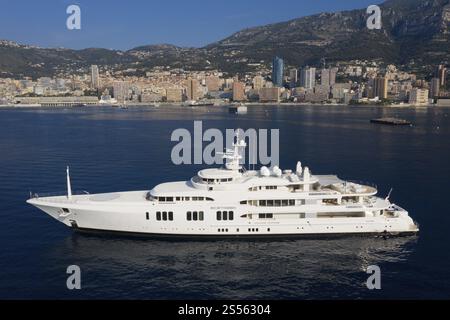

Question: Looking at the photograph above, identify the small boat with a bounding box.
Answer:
[229,104,248,114]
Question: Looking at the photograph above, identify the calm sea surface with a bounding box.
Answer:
[0,105,449,299]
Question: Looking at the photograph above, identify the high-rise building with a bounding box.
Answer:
[373,76,388,99]
[321,69,330,87]
[186,78,199,101]
[253,75,265,90]
[113,81,130,102]
[289,69,298,88]
[321,68,337,87]
[409,88,429,105]
[205,76,221,92]
[91,65,100,89]
[232,81,246,101]
[430,78,441,98]
[300,67,316,89]
[437,65,447,87]
[272,56,284,87]
[329,67,337,86]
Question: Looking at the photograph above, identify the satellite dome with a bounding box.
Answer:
[272,166,282,177]
[260,166,270,177]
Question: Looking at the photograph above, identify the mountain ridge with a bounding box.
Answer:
[1,0,449,79]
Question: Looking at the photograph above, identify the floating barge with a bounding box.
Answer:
[370,118,412,126]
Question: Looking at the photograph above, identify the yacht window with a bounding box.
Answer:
[187,211,192,221]
[267,213,273,219]
[216,211,221,221]
[198,197,204,201]
[159,197,166,202]
[206,197,214,201]
[289,200,295,206]
[229,211,234,221]
[176,197,181,201]
[282,200,289,207]
[169,212,173,221]
[193,211,198,221]
[166,197,174,202]
[192,197,198,201]
[274,200,281,207]
[156,212,161,221]
[199,211,204,221]
[260,200,266,207]
[62,208,70,213]
[240,200,247,205]
[221,178,228,182]
[146,212,149,220]
[162,212,168,221]
[185,197,190,201]
[267,200,274,207]
[223,211,228,221]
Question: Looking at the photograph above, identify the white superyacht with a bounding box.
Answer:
[27,135,419,238]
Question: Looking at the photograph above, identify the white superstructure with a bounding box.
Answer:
[27,134,419,238]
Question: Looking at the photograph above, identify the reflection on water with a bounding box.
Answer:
[44,233,418,299]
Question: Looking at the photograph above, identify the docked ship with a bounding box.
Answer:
[27,134,419,238]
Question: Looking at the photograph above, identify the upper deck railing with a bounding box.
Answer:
[29,190,90,199]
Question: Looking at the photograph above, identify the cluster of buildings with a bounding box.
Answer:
[0,58,449,107]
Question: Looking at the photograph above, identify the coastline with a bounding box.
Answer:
[0,102,442,109]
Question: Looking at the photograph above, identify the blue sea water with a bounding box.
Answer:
[0,105,449,299]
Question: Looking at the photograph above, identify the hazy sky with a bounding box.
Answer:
[0,0,383,50]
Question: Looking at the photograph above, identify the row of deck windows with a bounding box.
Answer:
[216,211,234,221]
[240,199,304,207]
[249,186,278,191]
[202,178,233,184]
[187,211,204,221]
[155,211,174,221]
[218,228,271,233]
[157,196,214,202]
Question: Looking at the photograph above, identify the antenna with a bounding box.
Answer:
[67,166,72,200]
[385,188,393,201]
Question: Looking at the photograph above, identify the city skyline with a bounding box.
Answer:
[0,0,382,50]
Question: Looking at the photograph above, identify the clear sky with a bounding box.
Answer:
[0,0,383,50]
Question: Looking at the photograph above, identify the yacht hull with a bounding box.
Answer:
[27,197,419,238]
